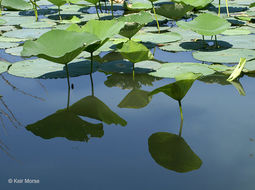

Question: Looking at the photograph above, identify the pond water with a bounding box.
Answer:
[1,47,255,190]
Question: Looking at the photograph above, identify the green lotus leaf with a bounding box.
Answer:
[2,0,32,10]
[100,60,161,74]
[0,36,26,42]
[155,3,193,20]
[48,0,67,7]
[7,58,99,79]
[0,19,6,25]
[221,28,251,35]
[149,62,215,79]
[150,79,195,101]
[148,132,202,173]
[217,35,255,49]
[118,89,152,109]
[0,42,19,49]
[118,11,154,39]
[68,20,125,53]
[0,61,11,74]
[124,0,152,11]
[3,29,51,40]
[1,16,35,26]
[83,0,100,5]
[173,0,212,8]
[20,21,57,29]
[5,47,23,56]
[192,48,255,63]
[177,13,231,36]
[244,60,255,73]
[21,29,100,64]
[134,32,182,44]
[119,40,153,63]
[26,109,103,142]
[69,96,127,126]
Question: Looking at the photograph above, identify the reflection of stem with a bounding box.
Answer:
[0,74,44,101]
[151,2,160,34]
[58,6,62,21]
[0,114,7,135]
[65,63,71,110]
[95,4,100,19]
[0,108,17,128]
[90,73,94,97]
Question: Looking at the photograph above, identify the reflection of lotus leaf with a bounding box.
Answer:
[69,96,127,126]
[118,89,151,109]
[26,109,104,142]
[148,132,202,173]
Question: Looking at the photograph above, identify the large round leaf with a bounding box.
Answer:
[193,48,255,63]
[173,0,212,8]
[48,0,67,7]
[3,29,51,40]
[0,61,11,74]
[8,58,99,79]
[217,35,255,49]
[21,29,100,64]
[2,0,32,10]
[148,132,202,173]
[177,13,231,36]
[134,32,182,44]
[149,62,215,78]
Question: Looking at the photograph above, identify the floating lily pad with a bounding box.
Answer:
[148,132,202,173]
[118,89,151,109]
[193,48,255,63]
[69,96,127,126]
[5,46,25,56]
[20,21,57,29]
[222,28,251,35]
[0,61,11,74]
[177,13,231,36]
[0,25,16,32]
[2,0,32,10]
[134,32,182,44]
[174,0,212,8]
[3,29,51,39]
[217,35,255,49]
[0,36,26,42]
[244,60,255,73]
[0,19,6,25]
[8,58,99,79]
[149,62,215,78]
[0,42,19,49]
[100,60,161,74]
[1,16,36,26]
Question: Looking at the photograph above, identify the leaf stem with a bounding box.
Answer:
[95,4,100,19]
[225,0,229,17]
[111,0,114,18]
[218,0,221,16]
[151,2,160,33]
[58,6,62,21]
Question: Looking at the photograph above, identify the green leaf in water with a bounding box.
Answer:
[227,57,246,82]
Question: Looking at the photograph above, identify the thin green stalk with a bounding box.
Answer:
[132,63,135,81]
[153,46,156,56]
[215,35,218,48]
[111,0,114,18]
[178,100,183,122]
[65,63,71,110]
[104,0,107,12]
[98,1,103,13]
[95,4,100,19]
[202,35,205,42]
[218,0,221,16]
[151,2,160,33]
[178,117,184,137]
[58,6,62,21]
[0,0,2,16]
[225,0,229,17]
[90,52,94,96]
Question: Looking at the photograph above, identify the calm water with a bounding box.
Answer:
[1,49,255,190]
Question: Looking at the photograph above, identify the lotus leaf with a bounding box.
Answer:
[69,96,127,126]
[21,30,100,64]
[134,32,182,44]
[192,49,255,63]
[7,58,99,79]
[0,42,19,49]
[173,0,212,8]
[0,19,6,25]
[150,79,195,101]
[20,21,57,29]
[149,62,215,79]
[2,0,32,10]
[3,29,51,40]
[0,61,10,74]
[26,109,103,142]
[5,47,23,56]
[124,0,152,11]
[222,28,251,35]
[217,35,255,49]
[177,13,231,36]
[119,40,153,64]
[48,0,67,7]
[155,3,193,20]
[83,0,100,5]
[118,89,152,109]
[227,58,246,81]
[148,132,202,173]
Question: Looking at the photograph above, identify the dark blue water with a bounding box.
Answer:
[1,48,255,190]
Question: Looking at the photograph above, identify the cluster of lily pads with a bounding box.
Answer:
[1,0,255,170]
